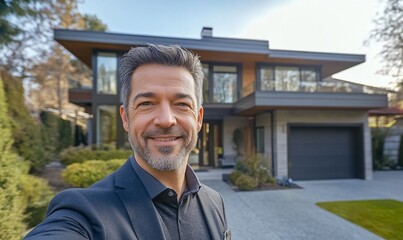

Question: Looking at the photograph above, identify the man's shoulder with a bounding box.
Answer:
[198,183,224,204]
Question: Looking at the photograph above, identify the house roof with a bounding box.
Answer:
[54,28,365,75]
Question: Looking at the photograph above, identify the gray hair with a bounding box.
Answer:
[118,44,204,112]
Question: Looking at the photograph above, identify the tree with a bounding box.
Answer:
[27,0,107,113]
[0,70,26,239]
[367,0,403,84]
[0,0,39,44]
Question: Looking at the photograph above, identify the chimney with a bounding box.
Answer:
[201,27,213,38]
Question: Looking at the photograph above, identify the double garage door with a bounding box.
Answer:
[288,126,363,180]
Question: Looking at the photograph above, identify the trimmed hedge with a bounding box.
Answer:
[19,174,54,228]
[62,159,126,187]
[235,174,257,191]
[59,147,132,166]
[1,69,50,170]
[0,73,26,239]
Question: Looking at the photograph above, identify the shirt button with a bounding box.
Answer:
[168,190,174,197]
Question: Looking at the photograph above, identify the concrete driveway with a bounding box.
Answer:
[197,170,403,240]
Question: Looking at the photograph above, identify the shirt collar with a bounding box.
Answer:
[130,156,201,199]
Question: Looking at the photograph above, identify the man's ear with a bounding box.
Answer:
[197,106,204,132]
[120,105,129,132]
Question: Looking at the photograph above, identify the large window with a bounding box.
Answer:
[256,127,265,153]
[96,52,117,95]
[202,64,239,103]
[202,63,209,104]
[96,105,117,145]
[259,65,319,92]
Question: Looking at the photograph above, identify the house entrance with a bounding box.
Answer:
[189,122,222,168]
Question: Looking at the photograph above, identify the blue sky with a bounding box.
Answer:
[78,0,393,89]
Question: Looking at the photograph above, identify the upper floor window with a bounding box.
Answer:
[259,65,319,92]
[97,52,117,95]
[202,63,240,104]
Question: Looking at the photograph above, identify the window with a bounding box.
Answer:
[202,64,239,103]
[96,105,117,145]
[202,63,209,104]
[258,65,320,92]
[300,68,318,92]
[275,66,300,91]
[212,65,238,103]
[97,52,117,95]
[256,127,265,153]
[260,67,274,90]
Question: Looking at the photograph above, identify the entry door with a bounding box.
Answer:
[198,122,222,167]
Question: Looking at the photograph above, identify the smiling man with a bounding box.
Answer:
[25,44,230,240]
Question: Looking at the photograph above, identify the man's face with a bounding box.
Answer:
[120,64,203,171]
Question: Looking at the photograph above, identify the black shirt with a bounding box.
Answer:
[131,158,212,240]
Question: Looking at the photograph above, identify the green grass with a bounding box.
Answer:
[317,199,403,240]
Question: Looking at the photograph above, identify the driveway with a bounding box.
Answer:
[197,170,403,240]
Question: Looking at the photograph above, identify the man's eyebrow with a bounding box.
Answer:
[175,93,194,101]
[132,92,155,103]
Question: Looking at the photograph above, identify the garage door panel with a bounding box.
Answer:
[289,126,361,180]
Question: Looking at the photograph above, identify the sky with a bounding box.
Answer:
[78,0,395,89]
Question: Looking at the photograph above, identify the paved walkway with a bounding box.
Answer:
[197,170,403,240]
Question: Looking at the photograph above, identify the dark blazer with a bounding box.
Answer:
[25,158,230,240]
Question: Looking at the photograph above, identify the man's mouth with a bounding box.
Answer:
[152,137,180,141]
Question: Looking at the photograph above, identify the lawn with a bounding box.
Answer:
[317,199,403,240]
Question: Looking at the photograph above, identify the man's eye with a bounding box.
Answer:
[138,102,153,107]
[177,102,191,108]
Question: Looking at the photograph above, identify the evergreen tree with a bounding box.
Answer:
[0,71,25,239]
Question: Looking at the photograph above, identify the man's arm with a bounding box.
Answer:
[24,190,93,240]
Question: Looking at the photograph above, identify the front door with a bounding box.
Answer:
[190,122,222,168]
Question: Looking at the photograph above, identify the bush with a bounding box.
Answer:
[235,174,257,191]
[40,111,74,154]
[371,128,389,170]
[0,73,26,239]
[228,170,243,185]
[18,174,54,228]
[1,69,49,171]
[230,154,273,190]
[59,147,132,165]
[62,159,126,187]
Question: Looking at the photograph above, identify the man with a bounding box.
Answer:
[25,44,230,240]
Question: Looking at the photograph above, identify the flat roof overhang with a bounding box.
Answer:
[235,91,388,116]
[54,29,365,77]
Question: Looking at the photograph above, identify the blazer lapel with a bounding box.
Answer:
[115,158,167,240]
[197,187,226,239]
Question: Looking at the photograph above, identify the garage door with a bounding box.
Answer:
[288,126,363,180]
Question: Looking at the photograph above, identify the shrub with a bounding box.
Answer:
[235,174,257,191]
[1,69,49,171]
[62,159,126,187]
[234,158,247,172]
[229,154,273,190]
[59,147,132,165]
[40,111,74,154]
[0,73,26,239]
[371,128,389,170]
[18,174,54,228]
[228,170,243,185]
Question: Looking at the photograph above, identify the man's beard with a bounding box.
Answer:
[127,127,196,171]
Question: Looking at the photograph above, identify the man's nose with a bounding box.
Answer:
[154,104,177,128]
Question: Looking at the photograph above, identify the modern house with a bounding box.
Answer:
[55,27,388,180]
